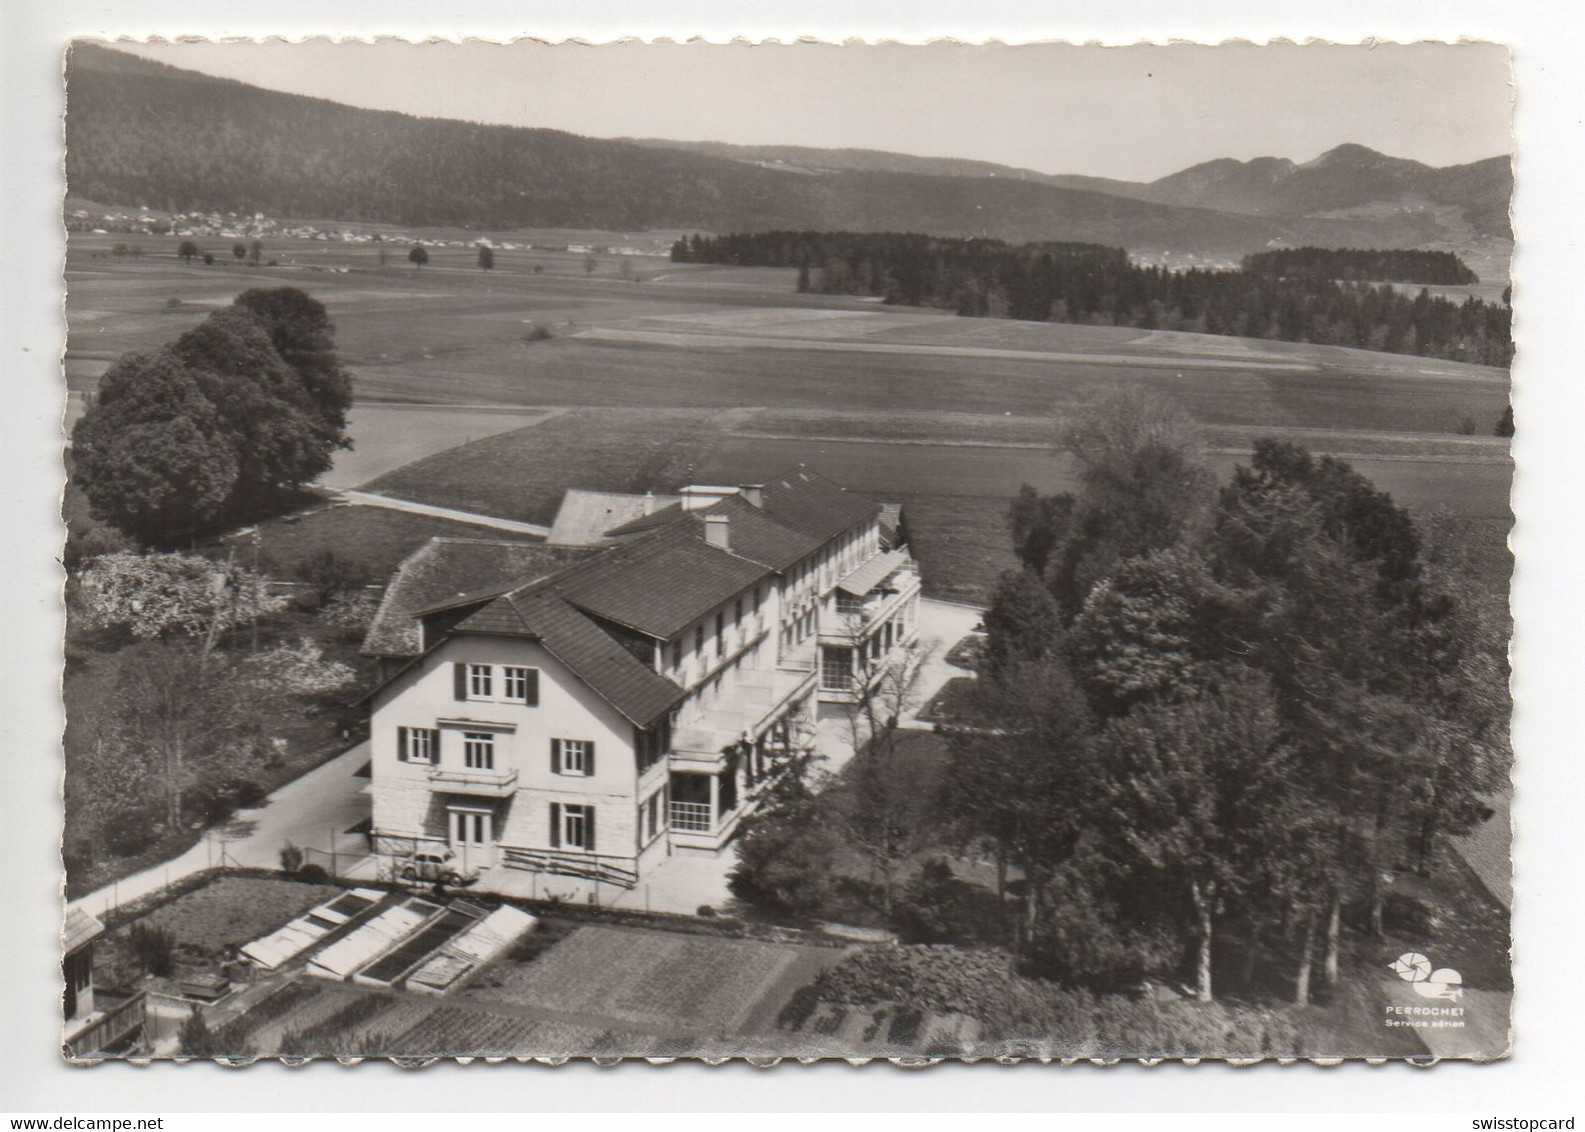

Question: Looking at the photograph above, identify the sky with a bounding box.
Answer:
[112,40,1513,182]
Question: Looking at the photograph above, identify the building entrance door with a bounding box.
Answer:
[448,806,497,870]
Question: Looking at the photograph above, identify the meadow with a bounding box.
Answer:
[65,231,1513,604]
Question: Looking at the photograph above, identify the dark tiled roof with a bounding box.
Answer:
[455,586,683,725]
[369,466,879,727]
[361,538,589,658]
[604,501,686,538]
[758,467,881,544]
[553,521,771,639]
[694,495,821,571]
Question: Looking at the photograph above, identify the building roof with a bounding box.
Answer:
[757,467,882,544]
[551,520,771,639]
[603,501,686,538]
[362,538,590,658]
[689,494,822,571]
[547,489,682,547]
[836,547,913,597]
[458,587,684,725]
[64,907,105,954]
[368,466,885,727]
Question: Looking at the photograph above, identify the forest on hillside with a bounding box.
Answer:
[673,231,1512,367]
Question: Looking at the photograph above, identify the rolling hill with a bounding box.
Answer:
[636,138,1514,241]
[66,43,1511,256]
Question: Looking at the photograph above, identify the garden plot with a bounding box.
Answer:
[127,875,343,964]
[476,924,810,1035]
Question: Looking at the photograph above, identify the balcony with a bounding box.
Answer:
[64,988,147,1059]
[672,664,818,762]
[427,765,519,797]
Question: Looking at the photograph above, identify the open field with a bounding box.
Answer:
[64,231,1512,604]
[217,504,544,584]
[364,408,730,528]
[322,404,552,490]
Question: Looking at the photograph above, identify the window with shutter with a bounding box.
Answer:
[453,662,468,701]
[397,727,409,762]
[549,802,561,848]
[559,804,592,851]
[503,666,538,704]
[557,739,591,776]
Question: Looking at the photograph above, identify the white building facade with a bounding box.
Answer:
[366,469,922,890]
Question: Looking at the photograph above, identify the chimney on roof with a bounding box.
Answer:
[704,513,730,551]
[739,484,764,508]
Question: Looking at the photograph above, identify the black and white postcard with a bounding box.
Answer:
[57,38,1514,1063]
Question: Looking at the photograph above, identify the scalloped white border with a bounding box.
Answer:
[7,0,1575,1113]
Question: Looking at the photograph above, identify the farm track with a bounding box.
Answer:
[575,325,1329,373]
[335,490,552,537]
[727,428,1512,464]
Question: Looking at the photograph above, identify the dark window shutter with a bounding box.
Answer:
[550,738,562,775]
[453,662,468,700]
[397,727,409,762]
[550,802,561,848]
[586,742,596,777]
[586,807,596,853]
[523,668,539,706]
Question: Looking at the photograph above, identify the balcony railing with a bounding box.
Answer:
[64,989,146,1058]
[427,765,519,797]
[669,800,714,832]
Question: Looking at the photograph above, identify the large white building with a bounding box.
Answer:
[363,469,921,890]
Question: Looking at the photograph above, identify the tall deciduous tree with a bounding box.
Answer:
[477,244,494,270]
[981,568,1065,677]
[1007,483,1074,577]
[1051,388,1216,612]
[74,288,355,545]
[1092,673,1304,1002]
[171,308,338,514]
[70,351,240,543]
[232,286,355,439]
[938,654,1093,950]
[114,638,247,831]
[408,245,428,268]
[1068,547,1224,718]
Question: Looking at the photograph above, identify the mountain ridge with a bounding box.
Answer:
[66,43,1512,254]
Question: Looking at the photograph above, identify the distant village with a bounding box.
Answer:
[64,207,668,257]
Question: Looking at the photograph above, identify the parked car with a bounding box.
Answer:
[398,847,478,887]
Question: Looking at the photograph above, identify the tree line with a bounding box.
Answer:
[71,287,353,546]
[950,393,1507,1001]
[734,391,1507,1007]
[1242,247,1479,285]
[672,230,1513,367]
